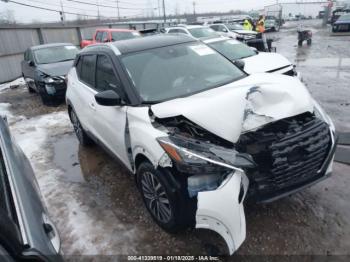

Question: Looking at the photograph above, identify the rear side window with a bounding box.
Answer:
[79,55,96,87]
[210,25,219,31]
[27,51,34,62]
[95,55,120,92]
[76,56,83,76]
[168,29,187,34]
[24,50,28,61]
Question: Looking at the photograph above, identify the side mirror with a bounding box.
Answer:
[95,90,123,106]
[234,59,245,70]
[28,60,35,67]
[222,28,228,32]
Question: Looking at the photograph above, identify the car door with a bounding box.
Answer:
[73,54,97,133]
[90,54,130,168]
[0,117,62,261]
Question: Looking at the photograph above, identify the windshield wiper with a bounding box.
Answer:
[56,58,74,63]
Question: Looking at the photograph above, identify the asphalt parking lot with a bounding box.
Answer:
[0,20,350,259]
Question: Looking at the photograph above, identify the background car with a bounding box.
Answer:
[209,23,258,41]
[21,43,79,106]
[265,19,279,32]
[80,28,141,48]
[0,116,62,261]
[164,25,219,39]
[332,14,350,33]
[203,37,300,78]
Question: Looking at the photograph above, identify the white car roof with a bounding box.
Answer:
[202,36,231,44]
[167,25,209,30]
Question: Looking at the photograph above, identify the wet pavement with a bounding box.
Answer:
[0,19,349,260]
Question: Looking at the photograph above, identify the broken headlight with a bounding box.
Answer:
[313,100,335,133]
[157,136,255,197]
[43,76,64,95]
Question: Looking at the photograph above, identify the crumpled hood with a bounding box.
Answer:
[37,60,74,77]
[151,73,314,143]
[242,52,292,74]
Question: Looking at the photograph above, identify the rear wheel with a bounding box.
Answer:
[298,40,303,46]
[70,109,93,146]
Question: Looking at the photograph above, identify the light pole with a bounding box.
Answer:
[116,0,120,20]
[162,0,166,23]
[60,0,65,25]
[97,0,100,20]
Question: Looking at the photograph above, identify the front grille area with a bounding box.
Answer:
[237,113,332,201]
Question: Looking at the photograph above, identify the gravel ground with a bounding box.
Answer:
[0,19,349,261]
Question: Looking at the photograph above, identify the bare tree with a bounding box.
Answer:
[0,9,16,24]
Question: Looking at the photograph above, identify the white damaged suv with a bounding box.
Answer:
[66,35,337,255]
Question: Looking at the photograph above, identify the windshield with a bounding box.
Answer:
[111,31,141,41]
[34,45,79,64]
[227,23,244,30]
[188,27,218,38]
[338,14,350,21]
[208,39,256,60]
[121,43,245,103]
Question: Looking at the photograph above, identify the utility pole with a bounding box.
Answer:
[60,0,65,25]
[193,1,196,16]
[97,0,100,20]
[158,0,161,18]
[116,0,120,20]
[162,0,166,23]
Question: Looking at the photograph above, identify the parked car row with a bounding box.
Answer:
[13,26,337,258]
[21,24,300,106]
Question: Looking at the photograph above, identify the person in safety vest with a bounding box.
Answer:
[256,15,266,33]
[243,19,253,31]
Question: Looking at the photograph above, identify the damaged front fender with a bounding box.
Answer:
[196,171,249,255]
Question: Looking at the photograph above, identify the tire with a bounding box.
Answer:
[298,40,303,46]
[70,109,93,146]
[23,75,35,93]
[27,84,35,93]
[307,39,312,46]
[137,161,192,233]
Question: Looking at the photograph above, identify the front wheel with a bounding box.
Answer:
[307,39,312,46]
[298,40,303,46]
[137,162,189,232]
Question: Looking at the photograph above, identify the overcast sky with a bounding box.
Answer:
[0,0,283,23]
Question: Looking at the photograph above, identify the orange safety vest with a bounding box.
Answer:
[256,19,265,33]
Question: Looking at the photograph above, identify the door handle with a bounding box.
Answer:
[89,102,96,110]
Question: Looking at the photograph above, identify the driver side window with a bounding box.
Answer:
[95,31,103,42]
[95,55,120,93]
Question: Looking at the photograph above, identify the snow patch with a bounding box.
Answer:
[0,103,12,117]
[0,77,25,92]
[7,109,139,255]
